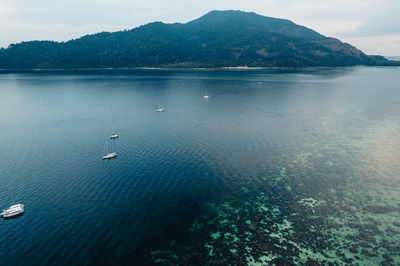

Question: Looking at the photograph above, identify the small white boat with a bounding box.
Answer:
[110,134,119,139]
[103,152,117,159]
[110,128,119,139]
[156,105,165,112]
[1,204,24,218]
[203,88,209,99]
[102,141,117,160]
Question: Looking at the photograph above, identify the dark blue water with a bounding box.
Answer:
[0,68,399,265]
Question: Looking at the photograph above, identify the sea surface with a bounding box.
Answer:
[0,67,399,265]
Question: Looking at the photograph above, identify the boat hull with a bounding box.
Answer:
[2,211,24,219]
[103,153,117,159]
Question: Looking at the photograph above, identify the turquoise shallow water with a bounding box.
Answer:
[0,68,399,265]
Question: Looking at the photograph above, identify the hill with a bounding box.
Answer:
[0,10,398,69]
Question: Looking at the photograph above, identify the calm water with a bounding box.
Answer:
[0,68,399,265]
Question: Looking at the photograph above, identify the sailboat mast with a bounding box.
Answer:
[103,140,108,156]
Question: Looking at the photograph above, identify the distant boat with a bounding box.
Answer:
[1,204,24,218]
[203,88,210,99]
[110,128,119,139]
[156,104,165,112]
[103,152,117,159]
[102,141,117,159]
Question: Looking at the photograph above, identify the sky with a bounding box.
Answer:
[0,0,399,55]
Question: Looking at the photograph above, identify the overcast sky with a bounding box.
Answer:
[0,0,399,55]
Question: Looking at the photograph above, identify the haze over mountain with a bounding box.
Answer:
[0,10,398,69]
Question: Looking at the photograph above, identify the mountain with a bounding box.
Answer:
[0,10,398,69]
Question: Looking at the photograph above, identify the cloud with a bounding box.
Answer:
[341,34,400,56]
[0,21,126,48]
[0,4,18,14]
[295,20,364,36]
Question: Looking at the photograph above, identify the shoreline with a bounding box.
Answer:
[0,65,399,74]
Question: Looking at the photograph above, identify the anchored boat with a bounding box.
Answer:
[103,152,117,159]
[110,134,119,139]
[156,105,165,112]
[156,101,165,112]
[203,88,209,99]
[1,204,24,218]
[110,133,119,139]
[102,141,117,159]
[110,127,119,139]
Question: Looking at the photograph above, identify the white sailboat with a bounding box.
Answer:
[102,140,117,159]
[156,104,165,112]
[1,204,24,218]
[203,88,209,99]
[110,128,119,139]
